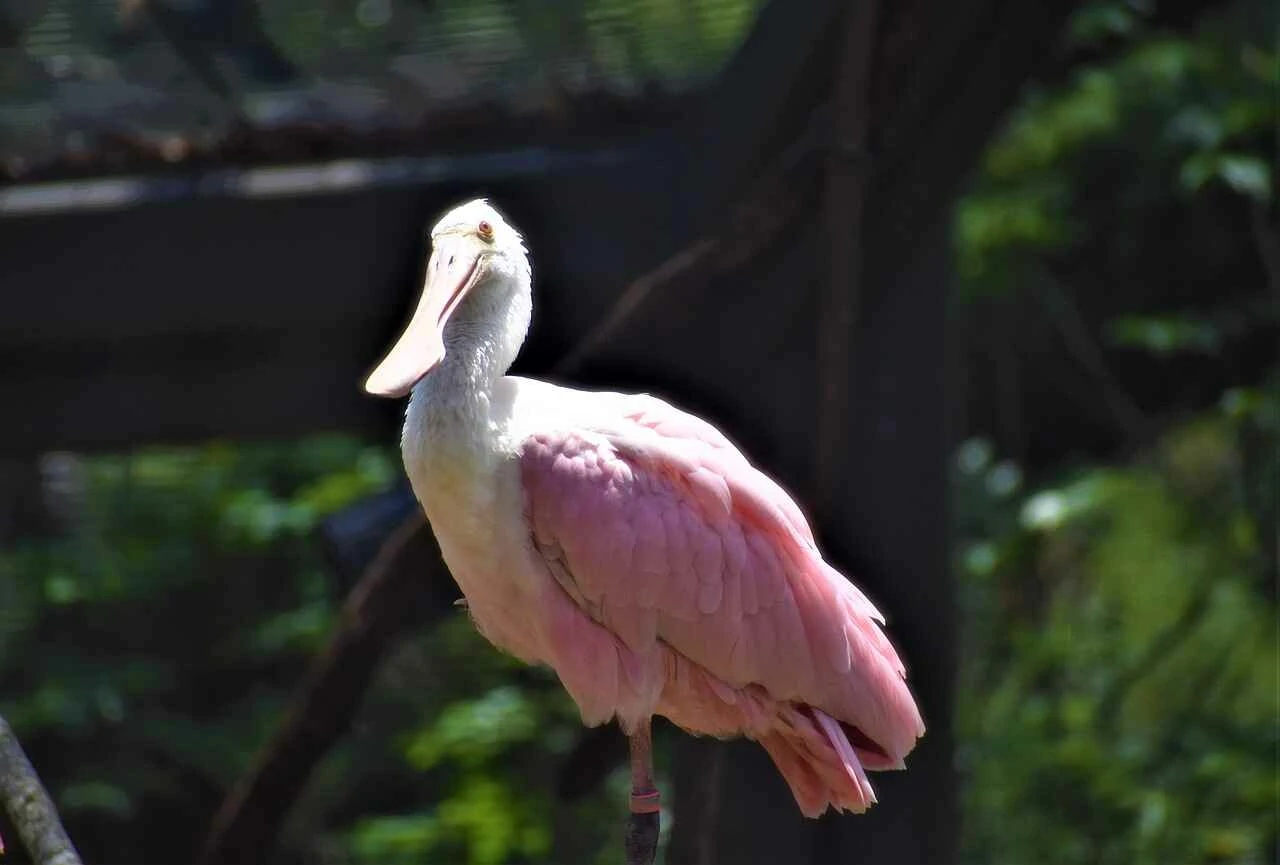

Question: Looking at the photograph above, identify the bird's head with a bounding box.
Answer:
[365,198,531,398]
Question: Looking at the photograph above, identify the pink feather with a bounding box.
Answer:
[519,393,924,816]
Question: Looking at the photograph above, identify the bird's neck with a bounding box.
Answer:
[406,329,503,453]
[403,278,530,464]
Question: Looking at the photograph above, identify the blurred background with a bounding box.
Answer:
[0,0,1275,864]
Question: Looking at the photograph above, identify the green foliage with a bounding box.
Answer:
[405,685,541,771]
[1106,312,1224,355]
[1,2,1274,864]
[323,606,630,865]
[0,436,398,861]
[0,432,630,864]
[957,0,1275,295]
[954,2,1278,862]
[956,386,1278,863]
[347,776,552,865]
[257,0,765,86]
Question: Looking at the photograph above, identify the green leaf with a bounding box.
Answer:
[1106,314,1223,355]
[60,781,134,818]
[405,686,538,770]
[1181,152,1272,201]
[346,814,440,864]
[1165,105,1223,148]
[246,600,336,655]
[1216,153,1272,201]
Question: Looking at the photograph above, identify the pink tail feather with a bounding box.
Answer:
[812,708,877,806]
[759,704,879,816]
[656,646,904,817]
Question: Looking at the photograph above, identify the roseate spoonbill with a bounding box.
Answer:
[365,199,924,863]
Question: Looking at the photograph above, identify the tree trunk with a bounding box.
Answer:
[663,219,955,865]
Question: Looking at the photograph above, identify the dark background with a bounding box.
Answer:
[0,0,1275,863]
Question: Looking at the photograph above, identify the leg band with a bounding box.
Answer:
[629,789,662,814]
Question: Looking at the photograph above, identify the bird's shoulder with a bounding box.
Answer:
[501,375,742,456]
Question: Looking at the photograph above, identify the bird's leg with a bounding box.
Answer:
[628,717,659,813]
[625,717,660,865]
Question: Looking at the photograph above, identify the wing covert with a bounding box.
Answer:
[518,395,922,761]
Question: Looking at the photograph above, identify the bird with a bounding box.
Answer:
[364,199,924,864]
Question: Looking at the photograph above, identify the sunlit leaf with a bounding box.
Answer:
[1106,313,1222,355]
[60,781,134,818]
[1181,151,1272,201]
[405,686,538,770]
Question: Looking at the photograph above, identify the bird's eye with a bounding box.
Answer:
[477,220,494,241]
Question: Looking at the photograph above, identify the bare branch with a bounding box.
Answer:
[0,715,83,865]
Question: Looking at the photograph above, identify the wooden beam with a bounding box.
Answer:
[0,142,680,454]
[0,330,396,456]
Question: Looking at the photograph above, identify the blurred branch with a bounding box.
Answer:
[141,0,246,124]
[553,103,828,376]
[1095,584,1215,727]
[1249,203,1279,302]
[816,0,880,513]
[198,514,454,865]
[698,743,725,865]
[1033,270,1147,438]
[552,236,716,375]
[0,716,83,865]
[556,724,626,801]
[663,735,725,865]
[992,299,1027,463]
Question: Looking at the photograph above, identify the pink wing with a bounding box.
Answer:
[519,393,924,815]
